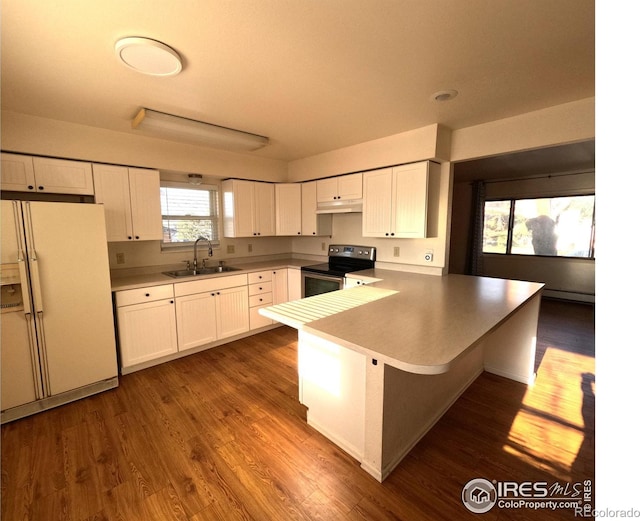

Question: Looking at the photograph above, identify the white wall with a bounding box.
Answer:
[0,111,288,182]
[287,123,450,182]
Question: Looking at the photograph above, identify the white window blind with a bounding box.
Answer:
[160,185,219,247]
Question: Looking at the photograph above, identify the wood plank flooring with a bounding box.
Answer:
[1,298,595,520]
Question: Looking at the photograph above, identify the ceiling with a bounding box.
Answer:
[453,140,595,182]
[1,1,595,163]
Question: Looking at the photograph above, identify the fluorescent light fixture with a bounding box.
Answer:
[132,108,269,151]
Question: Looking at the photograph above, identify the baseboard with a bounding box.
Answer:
[484,365,536,385]
[543,289,594,304]
[306,415,363,463]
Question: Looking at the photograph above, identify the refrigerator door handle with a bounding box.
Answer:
[28,254,45,314]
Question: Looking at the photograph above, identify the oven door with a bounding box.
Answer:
[301,270,344,297]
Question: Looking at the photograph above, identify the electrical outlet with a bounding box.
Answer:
[425,250,434,262]
[393,247,400,257]
[248,243,253,253]
[227,244,235,254]
[321,242,326,251]
[116,252,125,265]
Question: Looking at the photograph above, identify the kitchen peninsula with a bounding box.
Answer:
[260,270,544,482]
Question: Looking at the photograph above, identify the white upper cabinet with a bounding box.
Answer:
[1,153,93,195]
[275,183,301,236]
[222,179,275,237]
[301,181,332,236]
[93,164,162,241]
[362,161,430,238]
[316,173,362,202]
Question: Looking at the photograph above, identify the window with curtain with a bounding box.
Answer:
[160,184,220,248]
[482,194,595,258]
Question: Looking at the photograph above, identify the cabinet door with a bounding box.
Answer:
[338,173,363,200]
[129,168,163,240]
[316,177,338,202]
[117,299,178,368]
[254,182,275,236]
[272,269,289,305]
[362,168,393,237]
[0,153,36,192]
[287,268,302,301]
[222,179,254,237]
[32,157,94,195]
[93,164,134,241]
[301,182,332,236]
[176,292,218,351]
[275,184,301,236]
[392,162,428,238]
[216,286,249,339]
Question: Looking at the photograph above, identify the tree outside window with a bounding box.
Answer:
[482,195,595,258]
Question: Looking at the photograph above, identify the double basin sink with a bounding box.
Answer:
[163,265,242,278]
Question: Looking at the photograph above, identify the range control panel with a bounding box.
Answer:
[327,244,376,261]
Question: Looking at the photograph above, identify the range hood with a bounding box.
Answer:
[316,199,363,214]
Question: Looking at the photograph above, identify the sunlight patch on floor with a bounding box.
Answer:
[502,345,595,481]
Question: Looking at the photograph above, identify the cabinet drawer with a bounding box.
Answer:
[250,306,273,329]
[248,270,272,284]
[249,293,273,307]
[248,281,272,296]
[116,284,174,307]
[174,273,248,297]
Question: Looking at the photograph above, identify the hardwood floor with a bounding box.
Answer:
[1,298,595,520]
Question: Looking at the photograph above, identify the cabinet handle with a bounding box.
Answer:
[385,233,389,236]
[170,300,174,304]
[145,293,150,297]
[128,236,133,240]
[391,233,395,236]
[135,235,140,240]
[28,185,34,190]
[38,186,44,191]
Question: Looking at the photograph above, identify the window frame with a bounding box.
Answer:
[160,180,221,252]
[482,193,596,259]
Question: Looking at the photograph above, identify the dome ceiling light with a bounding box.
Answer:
[115,37,183,77]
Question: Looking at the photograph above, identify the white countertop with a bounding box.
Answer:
[262,269,544,375]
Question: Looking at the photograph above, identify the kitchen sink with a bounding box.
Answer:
[163,266,243,277]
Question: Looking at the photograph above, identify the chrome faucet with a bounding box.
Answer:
[193,236,213,271]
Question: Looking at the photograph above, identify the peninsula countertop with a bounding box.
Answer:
[262,269,544,375]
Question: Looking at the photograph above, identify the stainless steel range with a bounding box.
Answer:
[301,244,376,297]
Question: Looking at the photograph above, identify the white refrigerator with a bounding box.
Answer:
[1,200,118,423]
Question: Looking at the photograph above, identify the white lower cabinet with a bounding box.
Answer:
[174,274,249,349]
[175,292,218,351]
[115,269,293,372]
[249,269,288,329]
[176,286,250,348]
[216,286,250,338]
[116,291,178,369]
